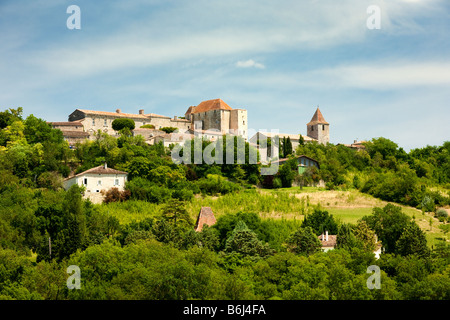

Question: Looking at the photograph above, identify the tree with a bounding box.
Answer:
[362,204,411,254]
[336,223,358,250]
[160,199,193,230]
[301,208,338,235]
[395,222,430,258]
[285,137,293,156]
[353,220,377,252]
[160,127,178,134]
[225,221,273,257]
[286,227,322,255]
[112,118,135,131]
[299,134,305,146]
[279,163,295,188]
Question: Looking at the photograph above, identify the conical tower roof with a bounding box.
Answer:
[307,107,329,125]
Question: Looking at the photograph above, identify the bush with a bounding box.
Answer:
[112,118,135,131]
[272,177,282,189]
[140,124,155,129]
[436,208,448,222]
[103,187,131,203]
[160,127,177,134]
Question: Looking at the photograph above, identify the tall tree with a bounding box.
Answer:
[286,226,322,255]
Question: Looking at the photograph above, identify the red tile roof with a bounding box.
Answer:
[195,207,217,232]
[307,107,329,125]
[65,164,127,180]
[191,99,233,114]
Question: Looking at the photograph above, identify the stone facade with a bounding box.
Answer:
[66,98,247,142]
[306,107,330,145]
[63,163,128,204]
[49,121,90,146]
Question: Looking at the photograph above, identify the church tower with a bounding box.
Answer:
[306,107,329,145]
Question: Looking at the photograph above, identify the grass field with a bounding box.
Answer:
[98,186,449,248]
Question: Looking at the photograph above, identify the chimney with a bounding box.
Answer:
[139,109,144,115]
[326,231,328,242]
[174,116,178,120]
[116,109,121,113]
[321,233,324,241]
[104,162,107,169]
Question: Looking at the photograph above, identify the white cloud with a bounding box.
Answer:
[236,59,265,69]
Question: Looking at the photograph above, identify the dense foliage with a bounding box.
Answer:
[0,107,449,300]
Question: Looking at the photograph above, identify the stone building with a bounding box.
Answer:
[68,108,191,137]
[62,163,128,204]
[306,107,329,145]
[185,99,248,139]
[65,98,248,142]
[49,121,89,146]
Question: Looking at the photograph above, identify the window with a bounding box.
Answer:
[104,119,107,126]
[322,125,325,130]
[311,126,314,131]
[92,119,95,126]
[97,180,102,186]
[83,178,87,185]
[114,179,120,186]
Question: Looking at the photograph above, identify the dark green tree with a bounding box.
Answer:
[112,118,135,131]
[286,226,322,255]
[301,208,338,235]
[396,222,430,258]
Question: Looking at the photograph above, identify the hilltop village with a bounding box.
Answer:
[49,98,346,149]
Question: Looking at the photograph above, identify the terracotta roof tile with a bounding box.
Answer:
[65,164,127,180]
[307,107,329,125]
[191,99,233,114]
[195,207,217,232]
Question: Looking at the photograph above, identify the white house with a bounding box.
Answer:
[63,163,128,204]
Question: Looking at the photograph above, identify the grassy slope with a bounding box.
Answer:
[98,187,449,248]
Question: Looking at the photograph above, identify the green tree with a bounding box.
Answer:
[225,221,273,257]
[286,226,322,255]
[396,222,430,258]
[362,204,410,254]
[112,118,135,131]
[301,208,338,235]
[160,199,193,230]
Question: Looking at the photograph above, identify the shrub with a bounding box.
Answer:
[112,118,135,131]
[103,187,131,203]
[140,124,155,129]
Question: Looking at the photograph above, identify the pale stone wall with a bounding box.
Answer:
[63,173,127,204]
[307,123,329,145]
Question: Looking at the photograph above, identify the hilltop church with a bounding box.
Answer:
[249,107,330,148]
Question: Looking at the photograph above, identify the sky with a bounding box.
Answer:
[0,0,449,151]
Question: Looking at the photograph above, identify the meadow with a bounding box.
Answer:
[96,186,448,248]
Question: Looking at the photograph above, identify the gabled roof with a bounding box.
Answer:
[318,234,337,247]
[194,207,217,232]
[307,107,329,125]
[191,99,233,114]
[64,164,127,181]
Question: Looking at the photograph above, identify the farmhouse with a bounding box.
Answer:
[62,163,128,204]
[318,231,337,252]
[273,155,320,175]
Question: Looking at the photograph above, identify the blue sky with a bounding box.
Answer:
[1,0,449,150]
